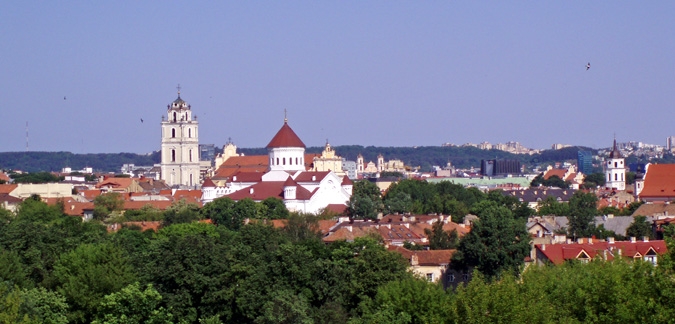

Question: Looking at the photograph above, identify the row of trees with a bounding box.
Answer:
[0,197,411,323]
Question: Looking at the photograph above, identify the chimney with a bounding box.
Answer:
[607,237,615,244]
[643,236,649,242]
[630,237,636,243]
[541,244,546,251]
[233,176,238,181]
[588,238,593,244]
[249,188,254,194]
[312,175,316,181]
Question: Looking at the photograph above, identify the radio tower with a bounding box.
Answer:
[25,121,29,151]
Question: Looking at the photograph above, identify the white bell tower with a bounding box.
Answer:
[160,85,200,188]
[606,138,626,191]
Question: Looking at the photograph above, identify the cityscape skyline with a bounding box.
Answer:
[2,2,674,153]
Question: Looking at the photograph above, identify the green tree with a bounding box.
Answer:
[348,180,383,220]
[568,191,599,239]
[424,221,458,250]
[261,197,289,219]
[51,243,136,324]
[162,199,201,227]
[234,198,258,221]
[19,287,69,324]
[93,192,124,221]
[583,172,606,188]
[93,283,173,324]
[537,196,570,216]
[626,216,652,239]
[201,197,243,230]
[384,191,413,215]
[364,277,451,324]
[452,201,530,279]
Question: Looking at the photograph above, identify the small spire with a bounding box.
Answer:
[284,109,288,124]
[176,84,181,98]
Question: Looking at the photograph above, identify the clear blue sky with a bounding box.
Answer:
[2,2,674,153]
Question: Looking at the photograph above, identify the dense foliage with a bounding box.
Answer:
[0,151,161,173]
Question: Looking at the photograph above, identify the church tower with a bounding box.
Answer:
[161,87,200,188]
[606,138,626,191]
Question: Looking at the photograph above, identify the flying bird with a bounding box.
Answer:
[63,96,66,100]
[586,62,591,70]
[140,118,144,123]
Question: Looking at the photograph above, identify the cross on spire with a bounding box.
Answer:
[284,109,288,123]
[176,84,181,97]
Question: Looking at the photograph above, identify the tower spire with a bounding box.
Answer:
[284,109,288,124]
[176,84,181,98]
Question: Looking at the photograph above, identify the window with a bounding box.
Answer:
[173,112,177,122]
[615,174,618,181]
[621,173,624,181]
[448,274,455,283]
[171,149,176,162]
[426,273,433,282]
[189,174,193,186]
[189,149,192,162]
[188,128,191,138]
[615,162,618,168]
[296,157,299,165]
[463,274,469,281]
[276,158,279,165]
[172,128,176,138]
[283,158,286,165]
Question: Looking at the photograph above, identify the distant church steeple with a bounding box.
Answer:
[160,86,200,188]
[606,136,625,191]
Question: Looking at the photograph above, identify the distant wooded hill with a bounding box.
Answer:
[0,146,594,173]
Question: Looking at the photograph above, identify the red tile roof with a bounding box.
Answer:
[44,198,94,216]
[213,155,269,179]
[96,177,135,189]
[0,184,18,194]
[0,193,22,204]
[202,178,216,187]
[388,246,456,266]
[543,169,567,181]
[79,189,102,200]
[0,172,9,182]
[230,172,265,183]
[535,240,667,265]
[266,122,306,149]
[294,171,330,183]
[324,204,348,215]
[341,176,353,185]
[639,164,675,199]
[226,181,316,201]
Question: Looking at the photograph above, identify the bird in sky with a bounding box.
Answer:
[586,62,591,70]
[63,96,66,100]
[140,118,144,123]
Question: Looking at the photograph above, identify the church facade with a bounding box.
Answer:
[203,118,352,214]
[160,89,200,188]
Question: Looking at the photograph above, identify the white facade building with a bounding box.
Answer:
[160,89,200,188]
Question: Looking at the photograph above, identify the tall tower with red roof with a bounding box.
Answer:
[160,86,200,188]
[266,115,306,172]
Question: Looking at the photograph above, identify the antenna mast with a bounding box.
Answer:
[25,121,29,151]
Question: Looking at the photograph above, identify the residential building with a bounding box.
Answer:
[534,238,666,266]
[637,164,675,202]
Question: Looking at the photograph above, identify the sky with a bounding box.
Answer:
[1,2,674,154]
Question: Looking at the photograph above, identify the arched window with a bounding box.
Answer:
[172,129,176,138]
[189,149,192,162]
[189,174,193,186]
[188,128,191,138]
[276,158,279,165]
[615,173,618,181]
[283,158,286,165]
[171,149,176,162]
[173,112,177,122]
[615,162,618,168]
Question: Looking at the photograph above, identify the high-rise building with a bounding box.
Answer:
[577,150,593,175]
[160,88,200,188]
[667,136,675,151]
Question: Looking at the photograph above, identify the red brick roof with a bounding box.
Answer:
[639,164,675,199]
[79,189,102,200]
[341,176,353,185]
[266,122,306,149]
[543,169,567,181]
[231,172,265,183]
[96,177,135,189]
[324,204,348,215]
[44,198,94,216]
[0,172,9,182]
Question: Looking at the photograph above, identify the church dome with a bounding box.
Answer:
[266,121,306,149]
[170,94,190,110]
